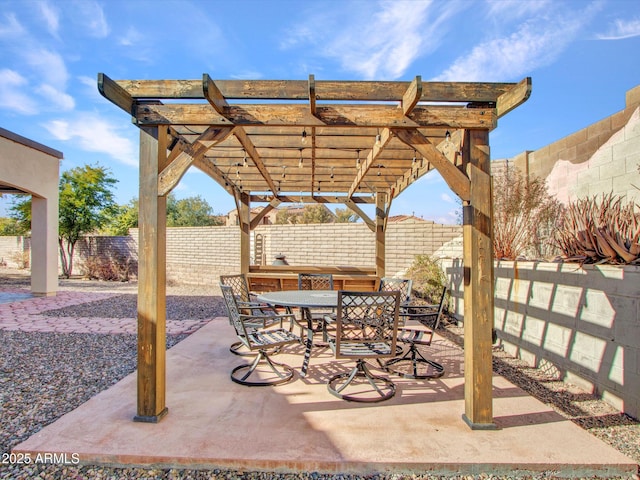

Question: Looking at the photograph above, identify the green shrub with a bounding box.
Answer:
[406,254,448,306]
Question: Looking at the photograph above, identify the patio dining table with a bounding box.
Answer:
[256,290,338,377]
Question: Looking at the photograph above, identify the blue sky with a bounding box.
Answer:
[1,0,639,224]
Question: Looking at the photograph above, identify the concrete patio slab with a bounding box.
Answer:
[13,319,638,478]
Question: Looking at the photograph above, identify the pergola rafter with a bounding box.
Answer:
[98,73,531,430]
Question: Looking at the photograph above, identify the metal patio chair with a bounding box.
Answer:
[221,285,301,386]
[298,273,334,291]
[327,290,400,402]
[220,273,279,356]
[378,277,413,305]
[298,272,335,339]
[384,286,447,379]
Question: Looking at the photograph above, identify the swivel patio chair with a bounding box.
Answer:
[378,277,413,306]
[384,286,447,379]
[298,272,335,340]
[298,273,334,291]
[327,290,400,402]
[220,273,279,356]
[221,285,301,386]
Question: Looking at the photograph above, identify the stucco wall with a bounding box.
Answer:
[443,259,640,420]
[0,128,61,295]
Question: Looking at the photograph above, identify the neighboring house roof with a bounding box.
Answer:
[387,214,430,223]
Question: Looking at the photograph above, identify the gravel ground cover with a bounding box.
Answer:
[0,270,638,479]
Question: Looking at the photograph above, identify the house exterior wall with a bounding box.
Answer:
[0,128,61,295]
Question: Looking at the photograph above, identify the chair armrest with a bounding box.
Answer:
[401,303,437,312]
[240,312,297,329]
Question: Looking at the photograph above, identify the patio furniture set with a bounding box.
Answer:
[220,273,446,403]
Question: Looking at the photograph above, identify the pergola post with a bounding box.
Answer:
[462,129,496,429]
[375,192,386,279]
[239,191,250,274]
[134,126,168,423]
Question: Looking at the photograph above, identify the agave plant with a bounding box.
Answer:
[554,193,640,264]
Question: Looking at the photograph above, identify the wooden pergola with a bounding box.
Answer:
[98,73,531,429]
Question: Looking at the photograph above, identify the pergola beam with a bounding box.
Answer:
[158,126,233,196]
[232,127,278,194]
[250,197,281,230]
[133,103,495,129]
[110,78,519,102]
[344,198,375,232]
[393,128,471,201]
[249,194,375,204]
[192,157,239,197]
[203,74,230,113]
[348,127,393,197]
[402,76,422,115]
[497,77,532,118]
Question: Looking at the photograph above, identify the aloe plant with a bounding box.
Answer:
[554,193,640,264]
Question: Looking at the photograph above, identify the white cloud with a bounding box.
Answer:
[279,24,314,50]
[78,75,96,88]
[23,47,69,88]
[44,113,137,167]
[324,1,436,79]
[485,0,551,21]
[435,7,596,81]
[0,12,25,37]
[74,0,109,38]
[230,70,264,80]
[0,69,38,115]
[38,1,60,38]
[440,192,455,203]
[118,26,142,47]
[36,84,75,110]
[281,0,460,79]
[597,18,640,40]
[435,207,460,225]
[77,75,104,101]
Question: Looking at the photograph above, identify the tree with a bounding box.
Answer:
[58,164,118,277]
[11,164,119,277]
[102,198,139,235]
[492,165,563,260]
[301,204,334,223]
[275,209,299,224]
[104,194,222,234]
[335,207,359,223]
[166,194,222,227]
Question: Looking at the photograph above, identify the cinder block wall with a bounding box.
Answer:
[504,84,640,205]
[0,236,29,268]
[257,223,375,267]
[443,259,640,420]
[257,221,461,275]
[0,221,457,284]
[127,226,241,286]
